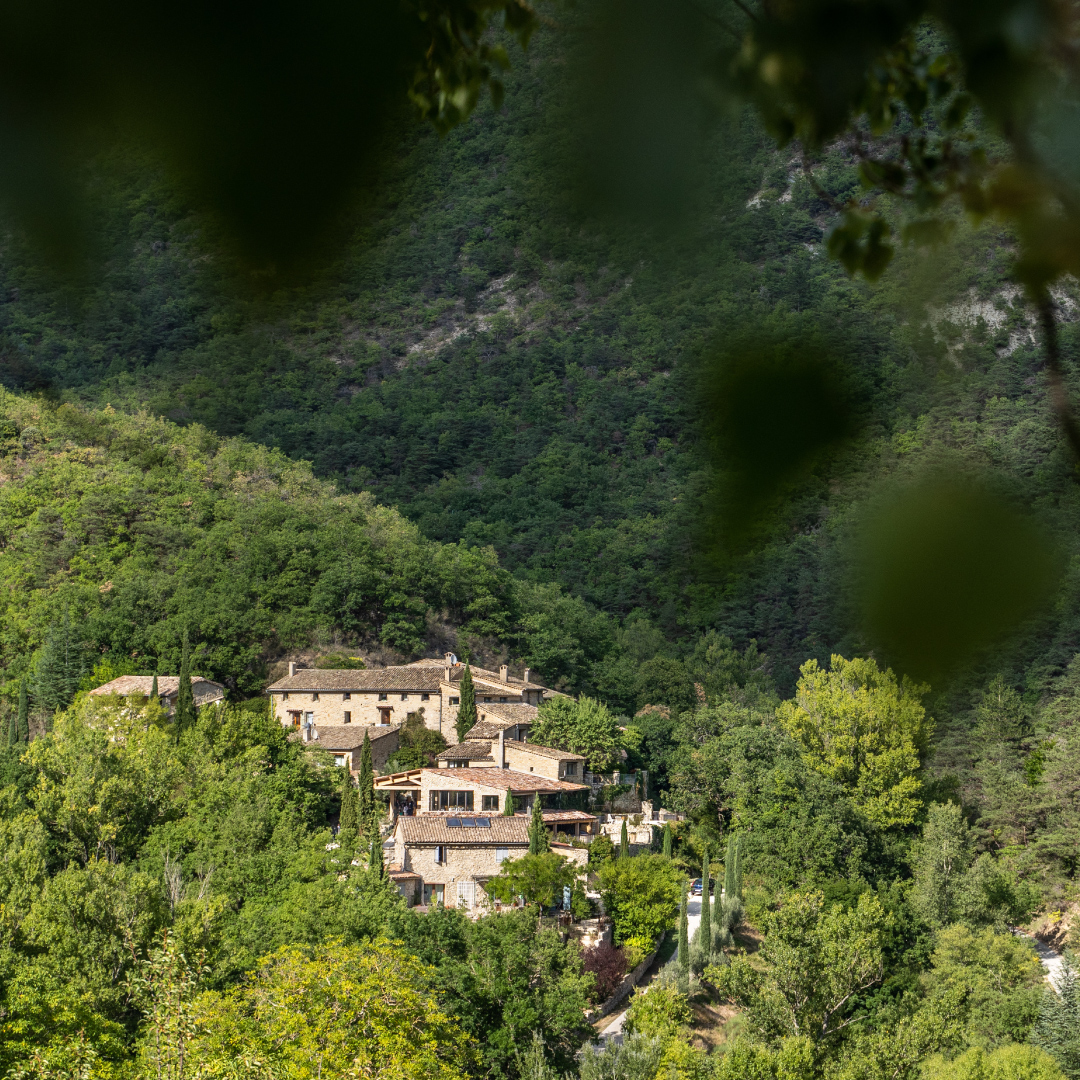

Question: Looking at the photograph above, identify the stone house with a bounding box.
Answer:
[435,730,585,783]
[304,723,399,773]
[89,675,226,713]
[389,814,589,909]
[266,656,549,743]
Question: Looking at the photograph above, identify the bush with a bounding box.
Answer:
[583,940,627,1002]
[623,982,691,1038]
[597,854,684,946]
[589,834,616,866]
[921,1045,1067,1080]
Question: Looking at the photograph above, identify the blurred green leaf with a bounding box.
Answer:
[858,472,1059,684]
[700,330,859,548]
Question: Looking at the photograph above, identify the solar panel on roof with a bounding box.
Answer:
[475,817,491,827]
[461,817,476,827]
[446,818,461,827]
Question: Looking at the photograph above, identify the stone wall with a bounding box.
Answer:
[272,690,448,736]
[502,743,561,779]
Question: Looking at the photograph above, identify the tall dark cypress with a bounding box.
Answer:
[369,833,384,878]
[529,796,550,855]
[732,833,743,900]
[151,674,159,703]
[662,823,672,858]
[339,767,359,835]
[700,848,712,961]
[678,891,690,975]
[358,730,375,837]
[502,791,515,816]
[16,675,28,744]
[455,663,477,743]
[724,833,736,898]
[620,818,629,858]
[174,630,195,742]
[6,706,15,747]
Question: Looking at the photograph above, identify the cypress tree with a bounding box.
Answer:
[620,818,629,858]
[678,891,690,975]
[662,822,672,858]
[151,673,159,703]
[339,767,359,835]
[16,675,28,744]
[358,730,376,836]
[174,630,195,742]
[455,664,477,743]
[700,848,712,960]
[6,709,14,747]
[529,796,550,855]
[502,791,515,816]
[369,833,384,878]
[732,833,743,900]
[724,833,736,898]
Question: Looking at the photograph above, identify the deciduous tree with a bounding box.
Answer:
[532,696,620,773]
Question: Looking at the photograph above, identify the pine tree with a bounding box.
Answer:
[662,822,672,858]
[678,891,690,975]
[620,818,629,858]
[34,610,81,719]
[16,675,28,744]
[700,848,712,961]
[358,730,376,837]
[174,630,195,742]
[502,791,515,816]
[455,664,477,743]
[529,796,550,855]
[339,767,359,835]
[1032,952,1080,1076]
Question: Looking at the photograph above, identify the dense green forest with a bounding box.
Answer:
[2,8,1080,1080]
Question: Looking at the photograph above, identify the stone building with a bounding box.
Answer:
[304,723,400,773]
[89,675,226,714]
[266,656,550,743]
[434,729,585,783]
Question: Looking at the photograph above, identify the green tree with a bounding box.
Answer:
[597,854,684,949]
[188,940,472,1080]
[708,891,888,1043]
[1032,951,1080,1079]
[589,833,615,866]
[174,631,195,743]
[624,983,691,1038]
[910,802,973,927]
[620,818,629,858]
[455,664,477,743]
[662,823,672,859]
[776,655,932,828]
[150,674,158,704]
[529,796,550,855]
[921,1045,1067,1080]
[358,730,376,837]
[502,791,515,816]
[369,834,383,879]
[34,611,82,719]
[15,674,27,744]
[678,892,689,976]
[531,696,620,773]
[699,849,711,966]
[486,852,575,920]
[339,767,359,836]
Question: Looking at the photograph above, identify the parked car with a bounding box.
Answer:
[690,878,702,895]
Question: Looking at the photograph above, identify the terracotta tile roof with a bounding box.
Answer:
[399,815,530,844]
[463,721,510,740]
[478,702,539,724]
[89,676,224,701]
[504,740,583,762]
[267,666,444,692]
[420,767,587,793]
[540,810,598,823]
[388,868,421,880]
[310,724,398,750]
[436,742,495,761]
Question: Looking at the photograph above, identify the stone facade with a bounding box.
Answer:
[306,724,400,773]
[267,657,549,744]
[89,675,226,714]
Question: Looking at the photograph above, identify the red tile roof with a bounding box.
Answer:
[421,767,587,793]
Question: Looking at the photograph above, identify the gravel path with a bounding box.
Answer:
[1025,932,1067,991]
[600,892,703,1040]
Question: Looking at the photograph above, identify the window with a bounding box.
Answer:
[421,693,430,701]
[456,880,475,908]
[312,692,319,701]
[482,794,500,812]
[496,847,509,863]
[435,845,447,865]
[283,692,290,701]
[343,692,351,700]
[334,755,347,767]
[343,712,351,724]
[304,712,313,726]
[483,697,491,702]
[499,696,507,702]
[449,696,459,705]
[430,790,474,811]
[401,693,409,701]
[378,693,388,701]
[564,762,577,776]
[289,712,300,728]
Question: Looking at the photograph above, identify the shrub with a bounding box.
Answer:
[623,983,691,1038]
[583,940,627,1002]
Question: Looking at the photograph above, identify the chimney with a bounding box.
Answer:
[288,661,296,677]
[523,668,530,683]
[499,664,508,683]
[498,728,506,769]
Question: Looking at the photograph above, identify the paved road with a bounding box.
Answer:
[600,892,703,1039]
